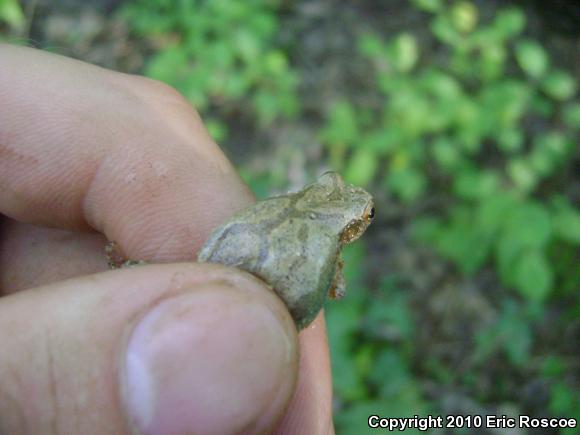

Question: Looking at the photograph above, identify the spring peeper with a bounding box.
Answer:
[197,172,374,329]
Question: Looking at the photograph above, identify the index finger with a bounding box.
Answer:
[0,44,253,261]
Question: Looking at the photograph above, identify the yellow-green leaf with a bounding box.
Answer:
[515,40,549,79]
[345,148,378,186]
[542,70,577,101]
[0,0,24,28]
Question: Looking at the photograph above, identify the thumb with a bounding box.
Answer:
[0,263,298,435]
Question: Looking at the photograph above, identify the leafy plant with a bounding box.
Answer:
[320,1,578,303]
[540,356,580,435]
[0,0,24,36]
[122,0,300,139]
[327,245,429,432]
[319,5,578,425]
[473,299,532,367]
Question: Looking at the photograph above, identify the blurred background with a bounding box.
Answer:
[2,0,578,433]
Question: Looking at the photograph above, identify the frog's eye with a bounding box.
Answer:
[368,207,375,219]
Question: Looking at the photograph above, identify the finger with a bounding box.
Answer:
[274,313,335,435]
[0,44,253,262]
[0,263,298,435]
[0,219,108,294]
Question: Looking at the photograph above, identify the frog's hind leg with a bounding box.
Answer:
[105,241,147,269]
[328,257,346,299]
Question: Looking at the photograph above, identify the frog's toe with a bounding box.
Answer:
[328,272,346,299]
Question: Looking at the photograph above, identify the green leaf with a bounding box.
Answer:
[549,382,577,416]
[388,91,432,136]
[358,33,385,58]
[264,50,288,75]
[563,103,580,130]
[508,158,537,192]
[432,137,461,170]
[497,128,524,153]
[434,207,493,274]
[514,250,553,301]
[541,70,577,101]
[253,91,280,125]
[479,43,506,81]
[534,131,569,158]
[552,206,580,244]
[361,130,400,155]
[478,192,515,234]
[528,148,555,177]
[431,15,460,45]
[515,40,549,79]
[146,46,189,83]
[344,148,378,186]
[387,167,426,202]
[541,355,565,378]
[234,29,260,61]
[454,169,499,199]
[390,33,419,72]
[0,0,24,28]
[450,1,478,33]
[205,119,228,142]
[504,202,552,247]
[496,235,523,284]
[480,80,530,129]
[421,69,462,98]
[493,8,526,38]
[321,100,358,146]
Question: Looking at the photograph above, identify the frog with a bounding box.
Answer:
[197,172,374,329]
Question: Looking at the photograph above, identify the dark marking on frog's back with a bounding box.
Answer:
[297,223,308,244]
[200,193,299,265]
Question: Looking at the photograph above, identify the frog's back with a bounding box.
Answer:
[198,192,341,328]
[197,195,295,268]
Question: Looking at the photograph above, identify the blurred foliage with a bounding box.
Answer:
[318,1,579,432]
[0,0,24,36]
[117,0,579,432]
[329,244,431,434]
[320,1,578,304]
[122,0,299,141]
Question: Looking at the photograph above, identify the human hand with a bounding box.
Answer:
[0,44,334,434]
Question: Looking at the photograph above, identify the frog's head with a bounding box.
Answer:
[301,172,374,244]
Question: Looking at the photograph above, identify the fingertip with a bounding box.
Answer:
[0,263,298,434]
[273,312,334,435]
[121,279,299,435]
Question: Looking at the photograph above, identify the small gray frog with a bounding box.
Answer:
[197,172,374,329]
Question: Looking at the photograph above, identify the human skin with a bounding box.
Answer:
[0,44,334,435]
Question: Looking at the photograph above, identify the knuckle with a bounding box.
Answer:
[124,74,190,108]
